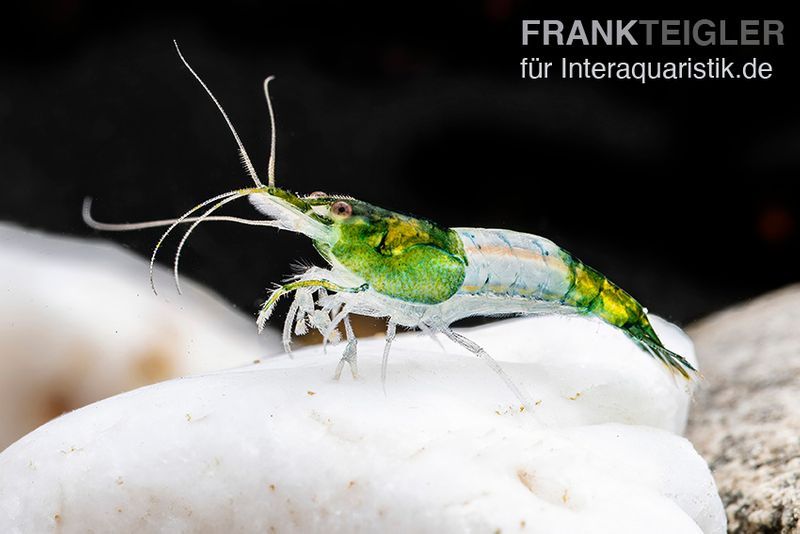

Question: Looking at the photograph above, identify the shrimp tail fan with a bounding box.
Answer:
[626,325,698,380]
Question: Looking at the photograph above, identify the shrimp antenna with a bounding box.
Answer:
[173,40,262,187]
[148,186,267,295]
[172,192,279,294]
[82,197,282,230]
[263,76,277,187]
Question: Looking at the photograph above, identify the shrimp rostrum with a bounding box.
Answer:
[85,43,697,410]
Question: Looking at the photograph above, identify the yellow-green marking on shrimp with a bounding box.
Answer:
[84,43,697,411]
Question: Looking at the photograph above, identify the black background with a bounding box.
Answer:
[1,2,797,326]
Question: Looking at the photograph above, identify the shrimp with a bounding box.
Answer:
[84,42,697,410]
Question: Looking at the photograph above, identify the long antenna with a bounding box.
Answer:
[263,76,277,187]
[173,40,262,187]
[147,187,265,295]
[82,197,281,230]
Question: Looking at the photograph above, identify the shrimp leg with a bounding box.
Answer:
[281,292,302,355]
[257,280,368,332]
[334,315,359,380]
[436,325,534,411]
[381,320,398,395]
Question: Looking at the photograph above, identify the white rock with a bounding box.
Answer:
[0,314,725,533]
[0,224,280,449]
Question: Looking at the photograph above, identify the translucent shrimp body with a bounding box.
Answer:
[457,229,571,302]
[452,228,695,378]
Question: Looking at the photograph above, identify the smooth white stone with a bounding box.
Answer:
[0,313,725,533]
[0,224,280,449]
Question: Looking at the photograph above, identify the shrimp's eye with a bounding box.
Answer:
[307,191,327,199]
[330,201,352,218]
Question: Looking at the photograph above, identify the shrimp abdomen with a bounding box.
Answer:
[455,228,697,378]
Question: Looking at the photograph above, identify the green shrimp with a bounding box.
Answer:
[84,43,697,410]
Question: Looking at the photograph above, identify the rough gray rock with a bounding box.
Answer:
[687,284,800,533]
